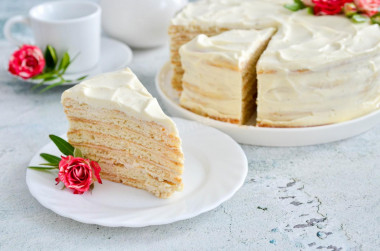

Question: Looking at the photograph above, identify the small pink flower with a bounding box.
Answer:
[55,155,102,194]
[8,45,45,79]
[354,0,380,17]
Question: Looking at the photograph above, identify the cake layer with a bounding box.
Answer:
[179,29,275,124]
[78,145,182,183]
[67,119,182,160]
[68,130,182,169]
[99,163,182,199]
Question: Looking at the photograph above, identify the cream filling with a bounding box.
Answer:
[61,68,178,134]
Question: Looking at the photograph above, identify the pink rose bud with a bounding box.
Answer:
[56,155,102,194]
[8,45,45,79]
[344,2,358,16]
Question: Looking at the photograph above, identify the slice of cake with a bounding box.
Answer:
[61,68,184,198]
[179,29,275,124]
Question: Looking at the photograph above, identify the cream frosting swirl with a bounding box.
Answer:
[61,68,178,134]
[171,0,291,30]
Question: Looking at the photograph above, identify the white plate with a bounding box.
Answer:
[26,118,248,227]
[155,62,380,146]
[1,37,133,85]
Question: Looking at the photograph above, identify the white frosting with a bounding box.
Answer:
[171,0,290,30]
[257,10,380,126]
[180,29,275,121]
[181,29,275,67]
[258,11,380,71]
[61,68,178,134]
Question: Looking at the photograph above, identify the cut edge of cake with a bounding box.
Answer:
[178,28,276,125]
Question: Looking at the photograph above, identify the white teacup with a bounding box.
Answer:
[4,1,101,74]
[100,0,187,48]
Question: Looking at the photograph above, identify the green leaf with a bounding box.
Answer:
[40,153,61,165]
[43,76,59,82]
[284,0,305,11]
[39,80,64,93]
[294,0,305,6]
[351,14,367,23]
[39,163,59,167]
[371,13,380,25]
[31,80,46,91]
[32,72,56,80]
[28,166,58,170]
[284,3,302,12]
[49,134,74,156]
[32,75,60,91]
[44,45,58,70]
[58,52,71,73]
[76,75,88,81]
[73,148,83,158]
[307,7,314,15]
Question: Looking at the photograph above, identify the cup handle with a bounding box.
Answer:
[3,15,31,46]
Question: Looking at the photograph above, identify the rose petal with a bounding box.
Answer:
[91,161,103,184]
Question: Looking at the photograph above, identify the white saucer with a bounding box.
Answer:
[26,118,248,227]
[1,37,133,85]
[155,62,380,146]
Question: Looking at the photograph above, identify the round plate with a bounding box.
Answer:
[1,37,133,85]
[156,62,380,146]
[26,118,248,227]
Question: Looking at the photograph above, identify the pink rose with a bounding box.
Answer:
[8,45,45,79]
[354,0,380,16]
[55,155,102,194]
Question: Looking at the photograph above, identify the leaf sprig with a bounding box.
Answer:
[28,134,83,170]
[32,45,87,93]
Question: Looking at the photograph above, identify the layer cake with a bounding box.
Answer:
[169,0,380,127]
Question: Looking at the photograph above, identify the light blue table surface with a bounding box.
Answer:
[1,1,379,250]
